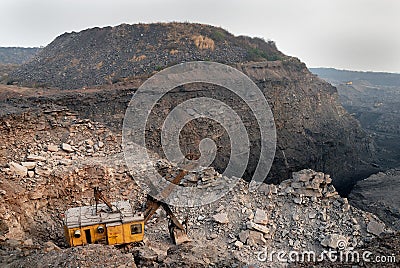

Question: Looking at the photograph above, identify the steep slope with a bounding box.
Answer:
[8,23,377,192]
[139,60,377,192]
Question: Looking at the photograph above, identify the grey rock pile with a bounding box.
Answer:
[165,169,392,266]
[10,23,282,90]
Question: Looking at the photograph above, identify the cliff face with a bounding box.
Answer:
[139,60,377,192]
[7,23,377,192]
[310,68,400,170]
[238,61,377,190]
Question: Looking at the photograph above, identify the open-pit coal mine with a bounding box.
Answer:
[0,23,398,268]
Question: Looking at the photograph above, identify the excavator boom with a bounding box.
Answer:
[94,187,115,212]
[143,170,190,245]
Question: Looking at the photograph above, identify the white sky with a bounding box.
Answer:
[1,0,399,72]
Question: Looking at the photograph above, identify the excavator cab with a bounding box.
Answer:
[63,200,145,247]
[63,170,190,247]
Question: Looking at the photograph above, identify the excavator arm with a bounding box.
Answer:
[143,170,190,245]
[89,167,191,246]
[143,194,190,245]
[94,186,116,213]
[163,202,190,245]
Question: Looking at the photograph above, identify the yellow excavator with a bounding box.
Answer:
[63,170,190,247]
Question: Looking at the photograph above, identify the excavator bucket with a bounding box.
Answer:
[170,226,190,245]
[143,168,196,245]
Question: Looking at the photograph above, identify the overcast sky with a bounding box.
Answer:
[1,0,399,73]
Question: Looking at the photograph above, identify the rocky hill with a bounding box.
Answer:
[6,23,378,193]
[10,23,283,89]
[0,47,41,65]
[0,47,41,83]
[0,64,19,83]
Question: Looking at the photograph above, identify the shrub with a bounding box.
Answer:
[211,30,226,42]
[247,47,280,61]
[155,65,163,71]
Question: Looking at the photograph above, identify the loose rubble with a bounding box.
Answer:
[0,110,395,267]
[0,100,396,267]
[213,213,230,224]
[5,244,136,268]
